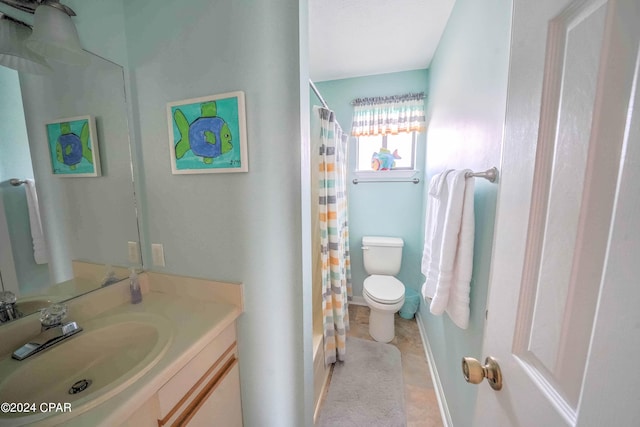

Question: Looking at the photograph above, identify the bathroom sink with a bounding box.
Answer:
[0,312,172,424]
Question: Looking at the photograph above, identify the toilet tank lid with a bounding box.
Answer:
[362,236,404,247]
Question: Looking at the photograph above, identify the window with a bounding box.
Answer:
[356,132,416,171]
[349,92,425,177]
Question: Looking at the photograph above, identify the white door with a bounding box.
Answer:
[473,0,640,426]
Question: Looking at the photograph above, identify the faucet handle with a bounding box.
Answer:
[0,291,21,323]
[0,291,17,305]
[40,303,68,328]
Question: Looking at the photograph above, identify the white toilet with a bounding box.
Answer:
[361,236,405,343]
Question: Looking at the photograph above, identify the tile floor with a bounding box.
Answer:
[342,304,444,427]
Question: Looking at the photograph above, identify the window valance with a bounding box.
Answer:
[350,92,426,137]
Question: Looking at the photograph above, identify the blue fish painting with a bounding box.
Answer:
[47,116,99,176]
[173,101,232,164]
[167,91,248,174]
[55,121,93,170]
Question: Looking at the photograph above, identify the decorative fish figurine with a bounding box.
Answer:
[371,148,401,170]
[56,122,93,170]
[174,101,232,164]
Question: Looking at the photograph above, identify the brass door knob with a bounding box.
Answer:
[462,356,502,391]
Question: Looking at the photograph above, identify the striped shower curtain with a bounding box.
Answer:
[313,106,352,365]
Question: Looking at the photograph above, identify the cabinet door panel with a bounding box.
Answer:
[185,363,242,427]
[158,324,237,419]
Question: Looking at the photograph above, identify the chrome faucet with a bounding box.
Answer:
[12,303,82,361]
[0,291,22,324]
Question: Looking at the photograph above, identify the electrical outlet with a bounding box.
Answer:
[128,241,140,264]
[151,243,165,267]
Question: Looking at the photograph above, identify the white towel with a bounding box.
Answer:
[421,169,475,329]
[421,169,453,299]
[24,179,48,264]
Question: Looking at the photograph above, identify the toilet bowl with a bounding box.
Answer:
[361,236,405,343]
[363,275,405,343]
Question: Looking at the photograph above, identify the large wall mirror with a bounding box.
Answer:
[0,49,141,324]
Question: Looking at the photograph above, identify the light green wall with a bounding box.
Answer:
[3,1,311,424]
[419,0,512,426]
[66,0,128,67]
[121,0,309,425]
[314,69,429,298]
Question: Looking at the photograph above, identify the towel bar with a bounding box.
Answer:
[9,179,27,187]
[352,178,420,184]
[465,167,498,183]
[352,168,498,185]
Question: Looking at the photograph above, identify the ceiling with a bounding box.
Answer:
[3,0,455,83]
[309,0,455,82]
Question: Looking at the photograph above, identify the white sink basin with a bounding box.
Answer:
[0,312,172,425]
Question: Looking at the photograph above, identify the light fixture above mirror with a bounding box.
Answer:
[0,0,87,71]
[25,1,87,65]
[0,14,51,74]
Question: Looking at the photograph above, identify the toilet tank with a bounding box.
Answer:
[362,236,404,275]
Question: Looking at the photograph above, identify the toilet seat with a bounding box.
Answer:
[363,275,405,305]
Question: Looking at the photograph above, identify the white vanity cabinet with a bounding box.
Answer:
[124,322,243,427]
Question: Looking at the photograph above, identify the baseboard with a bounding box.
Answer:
[313,359,332,423]
[416,312,453,427]
[350,295,366,306]
[313,335,331,424]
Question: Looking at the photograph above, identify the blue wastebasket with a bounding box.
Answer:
[399,286,420,320]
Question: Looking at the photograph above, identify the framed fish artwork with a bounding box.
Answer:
[45,115,101,177]
[167,91,248,174]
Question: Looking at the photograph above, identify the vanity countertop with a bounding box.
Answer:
[0,272,243,427]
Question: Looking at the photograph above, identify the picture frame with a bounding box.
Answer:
[167,91,248,174]
[45,115,101,177]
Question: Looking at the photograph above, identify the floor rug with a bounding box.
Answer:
[317,336,406,427]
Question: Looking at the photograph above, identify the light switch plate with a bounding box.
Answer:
[128,241,140,264]
[151,243,165,267]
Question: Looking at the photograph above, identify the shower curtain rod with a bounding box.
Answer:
[309,80,328,109]
[309,79,347,134]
